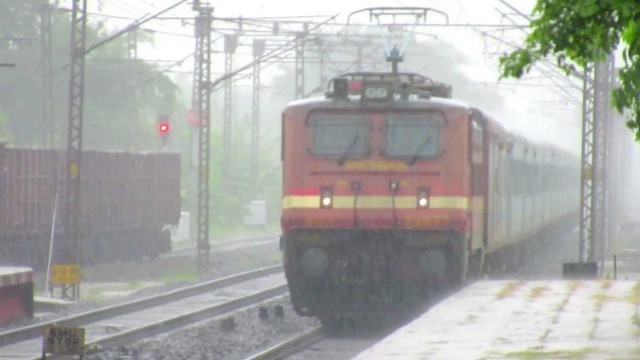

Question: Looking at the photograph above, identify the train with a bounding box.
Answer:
[280,71,580,326]
[0,142,181,269]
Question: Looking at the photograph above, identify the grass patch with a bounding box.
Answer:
[555,297,570,315]
[208,224,280,243]
[529,286,548,299]
[505,346,598,359]
[497,282,523,299]
[158,269,199,283]
[633,313,640,337]
[567,281,582,293]
[592,293,618,310]
[82,281,145,302]
[172,225,280,249]
[588,316,599,340]
[539,328,551,342]
[627,281,640,305]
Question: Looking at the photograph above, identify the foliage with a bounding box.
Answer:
[499,0,640,140]
[0,1,182,149]
[173,111,283,229]
[0,2,282,229]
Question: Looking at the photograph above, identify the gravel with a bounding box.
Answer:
[2,237,320,360]
[86,297,319,360]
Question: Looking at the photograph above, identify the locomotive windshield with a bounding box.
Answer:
[385,113,444,160]
[309,113,369,159]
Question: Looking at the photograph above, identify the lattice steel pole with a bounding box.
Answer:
[316,38,327,87]
[251,39,265,185]
[64,0,87,300]
[40,2,54,148]
[223,34,237,185]
[579,64,594,262]
[579,55,614,264]
[194,5,213,275]
[294,30,306,99]
[190,10,202,169]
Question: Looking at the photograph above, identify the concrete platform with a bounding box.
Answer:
[34,296,74,312]
[354,280,640,359]
[0,267,33,287]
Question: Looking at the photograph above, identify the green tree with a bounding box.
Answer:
[499,0,640,140]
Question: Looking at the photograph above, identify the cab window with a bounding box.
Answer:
[384,113,444,159]
[309,113,369,159]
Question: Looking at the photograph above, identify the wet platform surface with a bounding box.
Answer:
[354,280,640,359]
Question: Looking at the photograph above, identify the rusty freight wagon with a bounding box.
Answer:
[0,142,181,268]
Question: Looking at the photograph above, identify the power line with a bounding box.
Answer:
[83,0,188,56]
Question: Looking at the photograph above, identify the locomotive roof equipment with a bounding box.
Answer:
[325,71,452,101]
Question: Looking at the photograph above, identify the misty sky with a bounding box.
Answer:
[66,0,590,152]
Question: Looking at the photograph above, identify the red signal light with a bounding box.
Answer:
[158,123,170,133]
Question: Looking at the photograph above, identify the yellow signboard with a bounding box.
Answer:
[51,264,81,285]
[69,162,79,177]
[43,326,85,356]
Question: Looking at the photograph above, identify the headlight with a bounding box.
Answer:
[389,180,400,192]
[320,186,333,208]
[417,186,430,208]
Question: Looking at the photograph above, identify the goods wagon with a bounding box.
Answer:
[0,142,181,268]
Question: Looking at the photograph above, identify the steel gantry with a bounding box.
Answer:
[63,0,87,300]
[193,4,213,275]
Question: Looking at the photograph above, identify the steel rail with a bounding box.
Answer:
[243,327,325,360]
[0,265,282,347]
[76,285,288,358]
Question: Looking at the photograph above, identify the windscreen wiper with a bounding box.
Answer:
[338,134,359,165]
[407,135,432,165]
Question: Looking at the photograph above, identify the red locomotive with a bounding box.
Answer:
[280,71,579,325]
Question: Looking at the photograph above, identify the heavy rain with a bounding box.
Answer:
[1,0,640,359]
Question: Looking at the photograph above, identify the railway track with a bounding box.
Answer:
[0,265,286,360]
[244,328,325,360]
